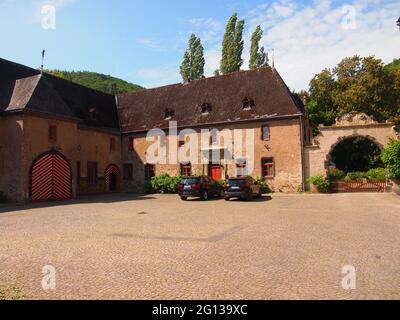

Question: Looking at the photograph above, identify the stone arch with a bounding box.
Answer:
[325,134,384,165]
[304,112,398,184]
[29,149,72,202]
[104,164,120,193]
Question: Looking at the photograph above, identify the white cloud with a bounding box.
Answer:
[246,0,400,91]
[185,17,224,46]
[135,65,180,88]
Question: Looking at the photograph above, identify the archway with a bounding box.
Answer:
[30,149,72,202]
[304,112,398,186]
[104,164,120,193]
[327,135,384,173]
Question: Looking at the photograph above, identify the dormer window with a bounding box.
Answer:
[200,103,212,115]
[89,107,97,120]
[242,97,255,110]
[164,108,175,120]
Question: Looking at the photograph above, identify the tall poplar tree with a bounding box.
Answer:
[180,34,205,81]
[249,25,268,69]
[220,13,245,74]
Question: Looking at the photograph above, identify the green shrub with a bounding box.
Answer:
[329,168,346,180]
[345,171,368,181]
[381,139,400,179]
[307,175,329,193]
[255,177,272,194]
[366,168,386,180]
[146,173,182,194]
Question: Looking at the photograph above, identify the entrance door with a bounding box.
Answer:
[30,151,72,202]
[210,165,222,181]
[104,164,120,192]
[109,173,117,192]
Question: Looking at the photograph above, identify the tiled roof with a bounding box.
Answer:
[117,67,304,133]
[0,58,120,130]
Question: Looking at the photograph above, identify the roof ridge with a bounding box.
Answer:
[118,67,274,99]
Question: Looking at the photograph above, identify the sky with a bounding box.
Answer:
[0,0,399,90]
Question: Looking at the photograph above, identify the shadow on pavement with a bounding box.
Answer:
[0,193,156,214]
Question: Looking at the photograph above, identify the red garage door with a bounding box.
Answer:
[30,151,72,202]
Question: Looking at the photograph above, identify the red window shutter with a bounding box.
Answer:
[262,158,274,178]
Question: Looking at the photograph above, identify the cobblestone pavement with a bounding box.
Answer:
[0,193,399,300]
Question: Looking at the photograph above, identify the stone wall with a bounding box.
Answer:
[0,115,24,202]
[1,113,122,202]
[304,113,398,188]
[122,118,304,193]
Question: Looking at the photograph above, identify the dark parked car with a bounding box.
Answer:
[224,176,262,201]
[178,176,224,201]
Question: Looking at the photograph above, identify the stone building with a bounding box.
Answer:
[0,57,310,202]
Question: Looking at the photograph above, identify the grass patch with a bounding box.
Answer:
[0,285,24,300]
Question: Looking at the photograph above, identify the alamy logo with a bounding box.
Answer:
[145,121,255,173]
[41,265,56,290]
[341,5,357,30]
[341,265,356,290]
[41,5,57,30]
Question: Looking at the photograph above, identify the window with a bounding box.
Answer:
[262,125,270,141]
[87,162,98,185]
[180,162,192,176]
[48,125,57,143]
[128,137,134,151]
[110,138,116,152]
[261,158,275,178]
[210,130,218,145]
[144,164,155,181]
[77,161,81,184]
[123,164,133,180]
[236,159,247,177]
[164,108,175,120]
[200,103,212,114]
[242,97,255,110]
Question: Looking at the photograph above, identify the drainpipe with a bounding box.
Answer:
[299,115,306,192]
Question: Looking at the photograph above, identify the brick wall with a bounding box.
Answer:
[121,118,304,193]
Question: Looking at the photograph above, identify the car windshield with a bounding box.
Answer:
[227,179,246,186]
[181,178,200,185]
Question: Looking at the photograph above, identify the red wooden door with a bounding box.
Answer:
[31,152,72,202]
[210,165,222,181]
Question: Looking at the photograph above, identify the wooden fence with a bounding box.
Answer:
[330,180,387,193]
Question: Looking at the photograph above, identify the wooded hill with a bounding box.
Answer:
[46,70,144,94]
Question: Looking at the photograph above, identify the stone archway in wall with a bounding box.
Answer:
[304,112,399,187]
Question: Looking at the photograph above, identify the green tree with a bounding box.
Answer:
[220,13,245,74]
[249,25,268,69]
[381,139,400,179]
[308,55,400,126]
[46,70,144,94]
[180,34,205,81]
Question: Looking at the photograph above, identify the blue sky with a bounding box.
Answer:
[1,0,399,90]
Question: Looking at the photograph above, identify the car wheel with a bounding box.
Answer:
[180,196,188,201]
[201,191,208,201]
[224,195,230,201]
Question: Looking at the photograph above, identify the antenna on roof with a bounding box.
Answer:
[40,49,46,73]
